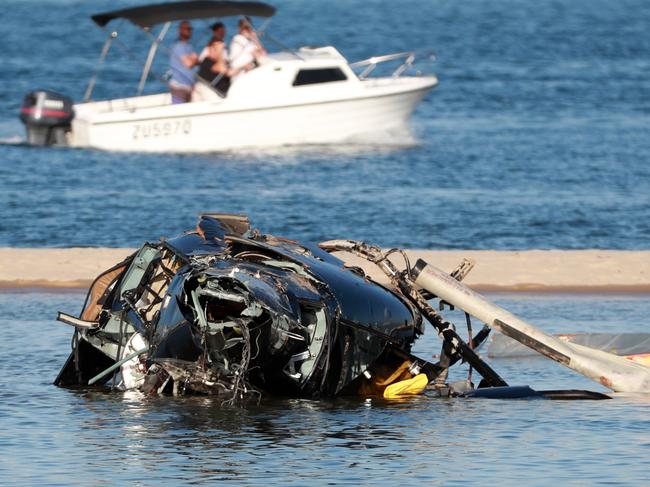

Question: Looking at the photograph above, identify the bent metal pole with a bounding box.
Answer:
[411,259,650,393]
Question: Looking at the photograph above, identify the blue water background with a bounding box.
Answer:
[1,291,649,485]
[1,0,649,248]
[2,2,650,484]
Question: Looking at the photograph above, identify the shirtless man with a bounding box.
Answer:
[169,21,199,104]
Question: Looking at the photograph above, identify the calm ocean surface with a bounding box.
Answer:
[1,0,649,248]
[1,1,650,485]
[1,291,649,485]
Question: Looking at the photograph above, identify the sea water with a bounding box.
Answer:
[0,0,649,248]
[1,0,650,484]
[1,291,649,485]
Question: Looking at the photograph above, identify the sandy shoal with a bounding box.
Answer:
[1,248,649,293]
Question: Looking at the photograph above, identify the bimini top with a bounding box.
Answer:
[92,0,276,29]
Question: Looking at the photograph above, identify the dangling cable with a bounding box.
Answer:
[111,312,125,390]
[465,312,474,384]
[72,329,82,384]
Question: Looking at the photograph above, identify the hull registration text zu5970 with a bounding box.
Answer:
[132,120,191,139]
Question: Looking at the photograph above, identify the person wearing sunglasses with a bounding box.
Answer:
[169,21,199,104]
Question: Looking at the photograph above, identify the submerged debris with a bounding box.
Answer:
[55,213,650,403]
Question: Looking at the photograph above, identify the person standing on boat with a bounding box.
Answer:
[229,18,266,77]
[169,21,199,104]
[197,22,232,94]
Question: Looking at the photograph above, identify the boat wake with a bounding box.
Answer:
[0,135,27,146]
[226,127,420,158]
[343,125,420,147]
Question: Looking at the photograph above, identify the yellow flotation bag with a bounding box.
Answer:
[383,373,429,399]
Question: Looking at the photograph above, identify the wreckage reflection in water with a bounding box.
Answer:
[3,291,650,484]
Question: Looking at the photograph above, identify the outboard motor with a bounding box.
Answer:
[19,90,74,146]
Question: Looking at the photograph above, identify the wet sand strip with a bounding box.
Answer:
[1,248,650,293]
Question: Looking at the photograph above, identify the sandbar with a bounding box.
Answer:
[1,247,649,293]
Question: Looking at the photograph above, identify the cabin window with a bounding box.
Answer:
[292,68,348,86]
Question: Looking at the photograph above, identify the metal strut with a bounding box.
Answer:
[138,22,172,95]
[318,240,507,387]
[83,30,118,102]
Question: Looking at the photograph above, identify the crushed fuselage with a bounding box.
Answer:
[55,214,423,401]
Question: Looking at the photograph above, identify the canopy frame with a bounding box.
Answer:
[137,22,172,95]
[83,1,277,102]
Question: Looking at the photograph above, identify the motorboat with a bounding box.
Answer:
[19,0,438,152]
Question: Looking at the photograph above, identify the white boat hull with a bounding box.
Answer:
[70,78,435,153]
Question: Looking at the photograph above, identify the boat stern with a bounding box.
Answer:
[19,90,74,146]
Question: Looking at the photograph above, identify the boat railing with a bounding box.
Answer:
[349,51,416,79]
[350,50,436,79]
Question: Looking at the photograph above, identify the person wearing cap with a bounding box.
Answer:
[169,21,199,104]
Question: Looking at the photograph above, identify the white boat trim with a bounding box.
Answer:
[86,80,437,126]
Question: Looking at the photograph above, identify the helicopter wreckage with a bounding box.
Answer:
[55,214,650,403]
